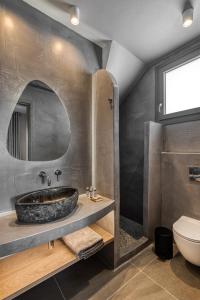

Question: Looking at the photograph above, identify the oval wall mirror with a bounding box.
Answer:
[7,80,71,161]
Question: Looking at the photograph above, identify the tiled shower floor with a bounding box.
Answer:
[120,216,147,257]
[15,244,200,300]
[120,216,144,240]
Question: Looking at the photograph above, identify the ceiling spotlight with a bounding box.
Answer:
[182,2,194,28]
[70,6,80,26]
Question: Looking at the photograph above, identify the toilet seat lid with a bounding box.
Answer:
[173,216,200,242]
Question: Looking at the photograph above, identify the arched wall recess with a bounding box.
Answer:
[92,69,120,267]
[91,69,119,198]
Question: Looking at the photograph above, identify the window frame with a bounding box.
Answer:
[156,47,200,124]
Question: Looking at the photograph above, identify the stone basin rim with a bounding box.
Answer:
[15,187,78,206]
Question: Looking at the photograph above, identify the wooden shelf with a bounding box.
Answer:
[0,224,113,300]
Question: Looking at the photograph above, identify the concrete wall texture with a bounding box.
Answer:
[143,121,163,239]
[95,70,114,199]
[120,59,200,228]
[162,121,200,228]
[120,67,156,224]
[0,0,101,212]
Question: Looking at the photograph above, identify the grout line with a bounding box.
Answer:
[142,271,179,300]
[106,270,142,300]
[54,276,66,300]
[129,244,157,271]
[143,256,157,269]
[130,255,157,271]
[114,255,141,272]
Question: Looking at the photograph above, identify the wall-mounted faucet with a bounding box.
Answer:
[39,171,51,186]
[55,169,62,181]
[47,175,51,186]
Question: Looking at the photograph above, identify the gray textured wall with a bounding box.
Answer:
[120,67,155,224]
[120,68,200,228]
[0,0,101,212]
[161,153,200,228]
[161,120,200,228]
[143,121,163,239]
[164,120,200,153]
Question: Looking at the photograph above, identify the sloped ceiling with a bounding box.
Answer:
[62,0,200,62]
[25,0,200,62]
[23,0,145,102]
[23,0,200,101]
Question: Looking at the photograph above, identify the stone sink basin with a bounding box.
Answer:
[15,187,79,224]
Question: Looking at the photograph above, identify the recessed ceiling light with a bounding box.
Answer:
[70,6,80,26]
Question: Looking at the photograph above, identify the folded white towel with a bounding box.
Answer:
[62,227,103,258]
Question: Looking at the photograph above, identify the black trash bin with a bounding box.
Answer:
[155,227,173,260]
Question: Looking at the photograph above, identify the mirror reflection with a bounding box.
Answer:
[7,80,71,161]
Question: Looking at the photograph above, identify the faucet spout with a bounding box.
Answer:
[47,176,51,186]
[39,171,51,186]
[39,171,47,184]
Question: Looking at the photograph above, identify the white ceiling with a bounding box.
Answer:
[24,0,200,63]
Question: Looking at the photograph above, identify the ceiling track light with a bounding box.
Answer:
[182,1,194,28]
[70,6,80,26]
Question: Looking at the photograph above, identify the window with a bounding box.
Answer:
[165,57,200,114]
[157,48,200,124]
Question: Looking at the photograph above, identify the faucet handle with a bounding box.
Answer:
[39,171,47,184]
[55,169,62,182]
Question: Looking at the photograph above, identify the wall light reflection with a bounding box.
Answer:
[53,41,63,54]
[4,16,14,29]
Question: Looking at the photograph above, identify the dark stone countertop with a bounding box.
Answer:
[0,195,115,257]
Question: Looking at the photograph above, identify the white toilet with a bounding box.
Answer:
[173,216,200,267]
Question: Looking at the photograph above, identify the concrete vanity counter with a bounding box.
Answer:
[0,194,115,257]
